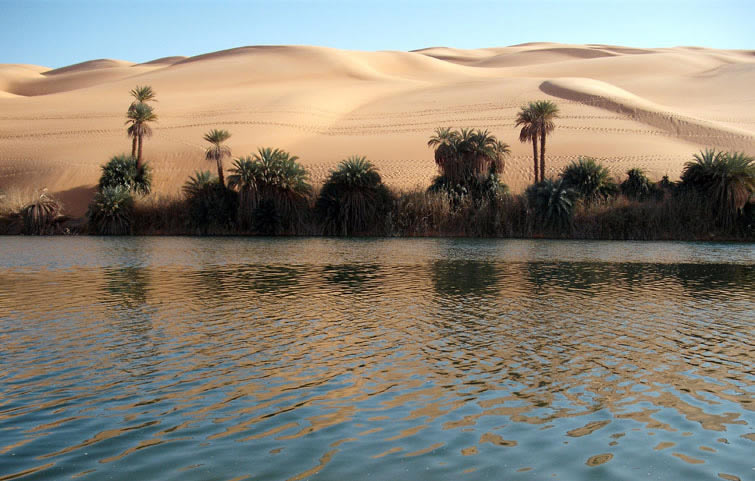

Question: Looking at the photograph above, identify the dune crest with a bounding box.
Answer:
[1,43,753,216]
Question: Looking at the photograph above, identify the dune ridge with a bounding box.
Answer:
[1,43,753,216]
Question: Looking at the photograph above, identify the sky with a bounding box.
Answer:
[1,0,753,68]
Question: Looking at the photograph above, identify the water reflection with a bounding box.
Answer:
[0,238,751,481]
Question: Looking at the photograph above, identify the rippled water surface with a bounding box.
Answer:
[0,237,753,481]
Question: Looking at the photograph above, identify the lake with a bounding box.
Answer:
[0,237,752,481]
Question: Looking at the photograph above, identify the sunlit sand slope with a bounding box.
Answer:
[1,44,753,215]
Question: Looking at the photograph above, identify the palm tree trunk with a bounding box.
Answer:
[131,137,137,159]
[217,158,225,187]
[137,135,143,170]
[540,127,547,182]
[532,137,539,183]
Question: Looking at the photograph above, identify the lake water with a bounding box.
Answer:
[0,237,753,481]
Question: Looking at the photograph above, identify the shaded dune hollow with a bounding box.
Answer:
[1,43,754,215]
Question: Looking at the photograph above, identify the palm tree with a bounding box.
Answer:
[427,127,460,175]
[530,100,560,182]
[228,147,311,233]
[621,168,654,200]
[98,154,152,195]
[316,156,392,235]
[681,149,754,228]
[561,157,618,204]
[515,106,540,182]
[129,85,157,107]
[203,129,232,187]
[125,103,157,170]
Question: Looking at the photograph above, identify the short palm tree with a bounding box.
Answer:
[681,149,754,228]
[203,129,232,187]
[22,190,62,235]
[87,185,134,235]
[99,154,152,195]
[515,106,540,182]
[621,168,653,200]
[182,170,238,233]
[228,147,311,232]
[316,156,393,235]
[427,127,460,173]
[125,103,157,170]
[526,178,577,233]
[529,100,560,182]
[561,157,618,204]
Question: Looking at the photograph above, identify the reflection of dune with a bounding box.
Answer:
[1,43,754,215]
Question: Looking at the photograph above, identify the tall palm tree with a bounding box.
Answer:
[129,85,157,107]
[203,129,232,187]
[125,103,157,170]
[515,106,540,182]
[530,100,559,182]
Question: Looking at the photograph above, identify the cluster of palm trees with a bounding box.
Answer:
[426,127,510,198]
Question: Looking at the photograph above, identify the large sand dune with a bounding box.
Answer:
[1,43,754,215]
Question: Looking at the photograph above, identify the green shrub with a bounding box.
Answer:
[87,186,134,235]
[620,168,655,201]
[99,154,152,195]
[183,171,238,234]
[680,149,754,230]
[21,191,62,235]
[526,179,577,234]
[228,148,312,233]
[561,157,618,204]
[316,156,393,235]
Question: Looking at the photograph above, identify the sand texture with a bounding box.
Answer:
[1,43,754,215]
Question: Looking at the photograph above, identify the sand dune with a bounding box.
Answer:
[1,43,753,216]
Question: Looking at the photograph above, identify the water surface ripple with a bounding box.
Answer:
[0,238,753,480]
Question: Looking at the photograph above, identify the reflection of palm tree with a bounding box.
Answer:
[105,266,150,307]
[322,264,381,291]
[430,259,499,297]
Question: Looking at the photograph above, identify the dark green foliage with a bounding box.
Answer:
[228,148,311,233]
[183,171,238,233]
[620,168,654,201]
[316,156,393,235]
[87,186,134,235]
[561,157,618,203]
[98,154,152,195]
[252,199,281,235]
[680,149,754,229]
[526,179,577,234]
[22,191,62,235]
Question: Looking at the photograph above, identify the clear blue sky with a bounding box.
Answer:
[1,0,752,67]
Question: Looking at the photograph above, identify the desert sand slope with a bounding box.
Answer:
[1,43,753,215]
